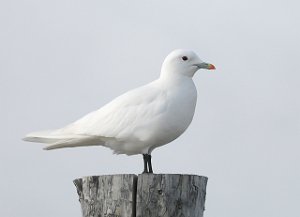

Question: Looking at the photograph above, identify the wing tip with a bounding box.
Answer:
[22,137,28,141]
[22,136,37,142]
[43,146,51,150]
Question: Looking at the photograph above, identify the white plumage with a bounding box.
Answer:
[24,49,215,172]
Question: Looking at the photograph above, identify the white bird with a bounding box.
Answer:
[23,49,215,173]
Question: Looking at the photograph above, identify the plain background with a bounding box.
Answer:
[1,0,299,216]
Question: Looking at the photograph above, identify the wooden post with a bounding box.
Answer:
[136,174,207,217]
[74,174,207,217]
[74,175,138,217]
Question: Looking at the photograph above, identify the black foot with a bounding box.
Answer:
[142,154,153,174]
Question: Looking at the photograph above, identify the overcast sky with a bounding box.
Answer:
[1,0,299,217]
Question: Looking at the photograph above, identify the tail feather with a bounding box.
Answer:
[43,136,104,150]
[23,130,62,144]
[23,130,84,144]
[23,130,112,150]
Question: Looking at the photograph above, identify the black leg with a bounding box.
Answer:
[148,155,153,174]
[142,154,153,174]
[142,154,148,174]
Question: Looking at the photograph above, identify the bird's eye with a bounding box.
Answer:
[182,56,188,61]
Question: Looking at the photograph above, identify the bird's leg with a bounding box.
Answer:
[142,154,153,174]
[142,154,148,174]
[147,154,153,174]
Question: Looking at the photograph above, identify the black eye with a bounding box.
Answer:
[182,56,188,61]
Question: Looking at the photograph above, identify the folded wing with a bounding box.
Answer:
[24,81,168,150]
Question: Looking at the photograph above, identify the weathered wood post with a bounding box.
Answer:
[74,175,137,217]
[74,174,208,217]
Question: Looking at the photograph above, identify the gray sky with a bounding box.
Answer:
[1,0,299,216]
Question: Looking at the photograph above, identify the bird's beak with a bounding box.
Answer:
[194,62,216,70]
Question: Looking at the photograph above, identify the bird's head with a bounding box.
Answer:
[160,49,215,78]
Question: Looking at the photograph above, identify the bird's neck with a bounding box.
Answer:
[160,66,191,79]
[159,70,194,88]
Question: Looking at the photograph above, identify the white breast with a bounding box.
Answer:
[129,77,197,153]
